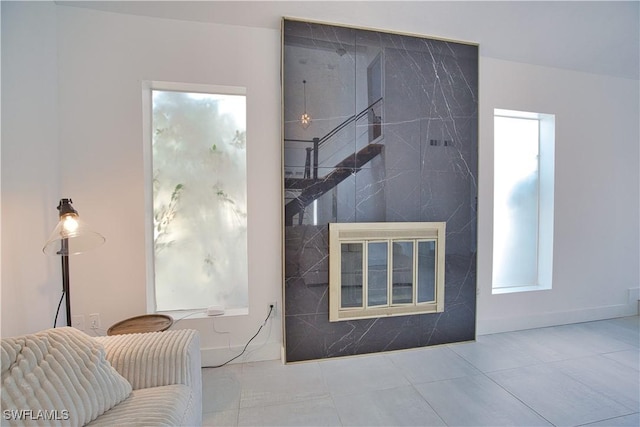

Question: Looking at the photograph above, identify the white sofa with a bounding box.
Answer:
[1,327,202,426]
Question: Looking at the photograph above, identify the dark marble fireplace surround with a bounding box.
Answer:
[283,19,478,363]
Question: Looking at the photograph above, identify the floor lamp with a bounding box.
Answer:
[43,198,105,328]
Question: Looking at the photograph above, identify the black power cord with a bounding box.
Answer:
[53,291,65,328]
[203,304,274,369]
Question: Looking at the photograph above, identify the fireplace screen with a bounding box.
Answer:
[329,222,445,321]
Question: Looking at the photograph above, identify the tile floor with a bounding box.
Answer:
[202,316,639,426]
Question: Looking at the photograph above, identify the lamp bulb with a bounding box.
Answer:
[62,215,79,234]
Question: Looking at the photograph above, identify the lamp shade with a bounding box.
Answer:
[42,199,105,256]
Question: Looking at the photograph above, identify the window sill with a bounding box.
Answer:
[492,285,551,295]
[157,307,249,321]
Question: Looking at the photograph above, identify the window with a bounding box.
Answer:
[492,109,555,294]
[144,82,248,312]
[329,222,445,321]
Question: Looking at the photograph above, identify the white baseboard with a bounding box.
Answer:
[477,302,639,336]
[200,341,282,368]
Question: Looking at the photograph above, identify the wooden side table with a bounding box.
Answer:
[107,314,173,336]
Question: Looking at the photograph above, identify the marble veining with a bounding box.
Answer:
[283,19,478,362]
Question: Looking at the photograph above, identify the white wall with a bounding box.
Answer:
[53,6,282,362]
[477,58,640,334]
[1,2,61,335]
[2,2,638,359]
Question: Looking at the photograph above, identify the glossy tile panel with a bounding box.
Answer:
[283,19,478,362]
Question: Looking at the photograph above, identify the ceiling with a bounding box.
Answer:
[56,1,640,80]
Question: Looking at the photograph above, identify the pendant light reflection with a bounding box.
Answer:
[300,79,311,129]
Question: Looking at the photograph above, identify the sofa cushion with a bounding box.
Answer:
[1,327,132,426]
[85,384,196,427]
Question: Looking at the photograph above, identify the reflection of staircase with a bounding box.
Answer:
[285,143,383,225]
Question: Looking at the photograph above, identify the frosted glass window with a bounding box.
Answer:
[493,116,539,286]
[492,109,555,293]
[151,87,247,312]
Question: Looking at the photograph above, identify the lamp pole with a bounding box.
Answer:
[60,238,71,326]
[44,198,105,328]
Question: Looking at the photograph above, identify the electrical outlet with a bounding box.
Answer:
[89,313,101,330]
[72,315,85,331]
[268,301,277,318]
